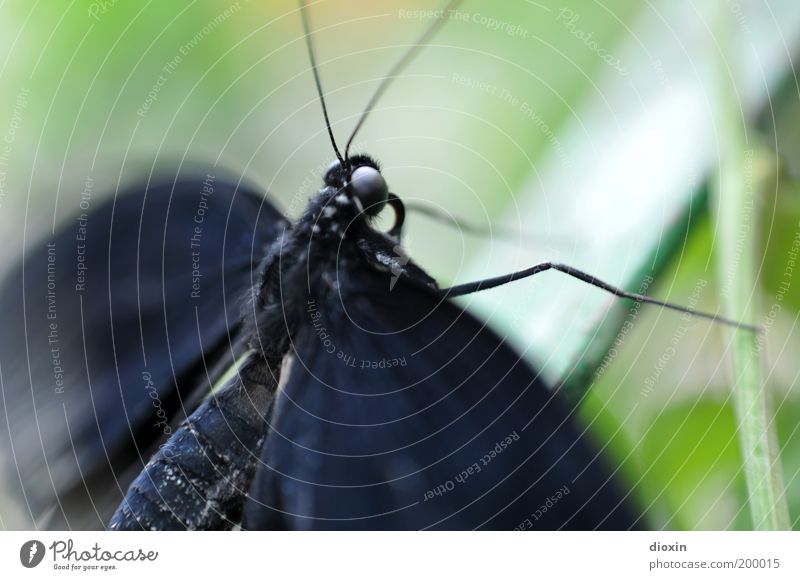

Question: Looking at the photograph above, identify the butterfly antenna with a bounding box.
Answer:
[344,0,462,169]
[440,261,761,333]
[299,0,345,166]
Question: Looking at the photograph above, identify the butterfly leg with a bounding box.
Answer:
[403,202,551,244]
[108,356,277,530]
[438,261,757,332]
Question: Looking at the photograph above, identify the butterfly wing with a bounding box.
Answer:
[0,176,286,528]
[244,265,638,530]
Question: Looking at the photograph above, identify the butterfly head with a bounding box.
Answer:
[324,154,389,218]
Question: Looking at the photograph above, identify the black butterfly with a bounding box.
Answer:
[0,0,750,531]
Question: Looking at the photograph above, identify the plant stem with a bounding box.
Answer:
[711,7,790,530]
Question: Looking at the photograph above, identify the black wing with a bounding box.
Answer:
[244,266,639,530]
[0,175,285,529]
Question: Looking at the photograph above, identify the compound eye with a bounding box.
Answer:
[349,165,389,216]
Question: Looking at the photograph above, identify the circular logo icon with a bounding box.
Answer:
[20,540,46,568]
